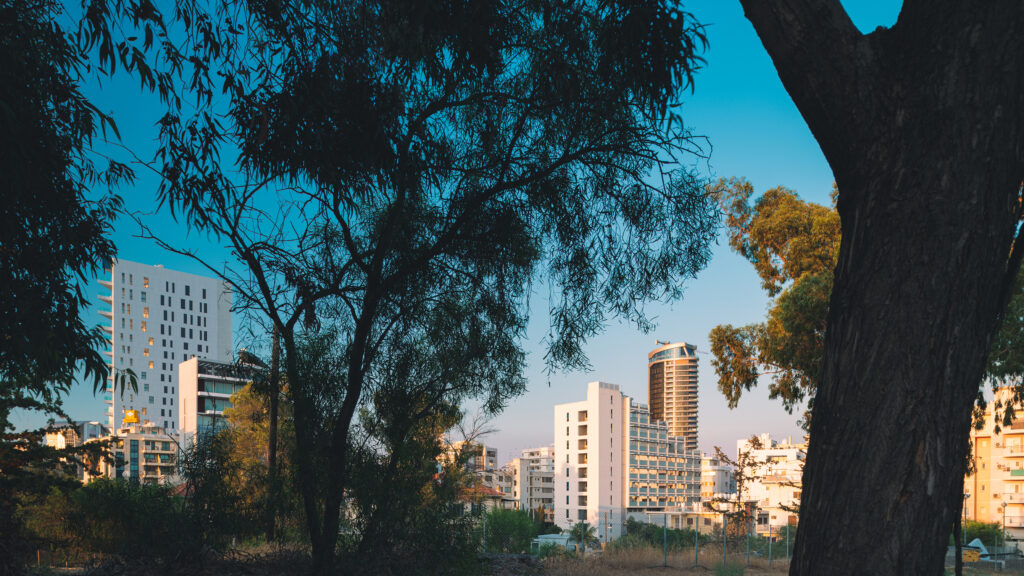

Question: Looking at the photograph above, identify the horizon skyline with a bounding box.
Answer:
[11,1,899,468]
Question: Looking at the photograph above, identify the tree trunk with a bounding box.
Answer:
[266,326,281,543]
[953,514,962,576]
[738,1,1024,574]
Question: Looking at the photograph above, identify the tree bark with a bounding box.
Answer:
[953,513,962,576]
[739,1,1024,574]
[266,326,281,543]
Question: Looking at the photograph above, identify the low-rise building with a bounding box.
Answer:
[178,357,255,443]
[739,433,805,532]
[442,440,516,508]
[108,422,179,485]
[509,446,555,521]
[700,453,736,502]
[42,421,111,483]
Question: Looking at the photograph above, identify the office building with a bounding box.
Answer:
[647,342,699,451]
[99,259,232,432]
[626,400,701,513]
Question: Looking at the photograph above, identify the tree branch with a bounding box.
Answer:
[739,0,865,171]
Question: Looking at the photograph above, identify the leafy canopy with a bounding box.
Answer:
[708,178,839,418]
[709,177,1024,430]
[101,0,718,568]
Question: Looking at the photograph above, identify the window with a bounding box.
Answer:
[127,303,131,314]
[141,292,147,302]
[181,327,186,337]
[140,321,146,332]
[180,299,185,309]
[161,409,165,417]
[129,289,133,299]
[143,307,149,318]
[143,277,149,288]
[129,274,133,285]
[148,361,154,369]
[141,407,147,415]
[143,348,149,357]
[143,382,149,392]
[202,288,207,298]
[185,285,190,296]
[129,319,133,330]
[141,371,147,379]
[148,396,154,404]
[189,300,193,310]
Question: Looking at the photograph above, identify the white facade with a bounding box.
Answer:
[510,446,555,521]
[700,453,736,502]
[178,357,254,443]
[554,381,626,540]
[100,260,232,432]
[739,433,805,531]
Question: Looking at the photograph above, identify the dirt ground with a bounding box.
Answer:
[480,549,790,576]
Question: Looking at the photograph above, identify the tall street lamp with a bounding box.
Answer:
[963,492,971,545]
[1002,501,1007,548]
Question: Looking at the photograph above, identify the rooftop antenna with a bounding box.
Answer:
[655,339,671,346]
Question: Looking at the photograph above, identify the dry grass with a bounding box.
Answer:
[541,545,790,575]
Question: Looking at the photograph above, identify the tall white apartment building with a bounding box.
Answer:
[739,433,805,532]
[99,260,232,431]
[510,446,555,521]
[554,381,627,540]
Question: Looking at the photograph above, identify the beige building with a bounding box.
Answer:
[647,342,699,452]
[509,446,555,521]
[700,453,736,502]
[966,387,1024,536]
[107,422,179,485]
[442,441,516,507]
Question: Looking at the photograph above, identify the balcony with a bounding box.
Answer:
[1006,447,1024,457]
[99,309,113,319]
[98,294,112,304]
[98,279,113,290]
[1005,516,1024,528]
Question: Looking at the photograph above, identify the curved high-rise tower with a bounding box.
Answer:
[647,341,698,451]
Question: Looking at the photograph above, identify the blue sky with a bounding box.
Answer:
[17,1,903,463]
